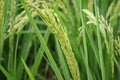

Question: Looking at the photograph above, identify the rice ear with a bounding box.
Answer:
[26,1,81,80]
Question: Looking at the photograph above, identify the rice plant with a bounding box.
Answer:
[0,0,120,80]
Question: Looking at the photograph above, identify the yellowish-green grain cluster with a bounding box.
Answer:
[7,2,38,38]
[7,11,37,35]
[83,9,113,54]
[26,1,80,80]
[115,37,120,56]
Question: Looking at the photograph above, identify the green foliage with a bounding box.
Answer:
[0,0,120,80]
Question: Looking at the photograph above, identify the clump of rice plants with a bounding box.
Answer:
[0,0,120,80]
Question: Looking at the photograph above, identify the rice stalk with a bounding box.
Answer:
[93,1,105,79]
[0,0,4,63]
[71,0,80,27]
[83,9,113,54]
[26,1,80,80]
[88,0,93,11]
[106,0,120,26]
[111,0,120,20]
[80,0,93,79]
[106,1,114,19]
[83,7,114,79]
[7,0,16,78]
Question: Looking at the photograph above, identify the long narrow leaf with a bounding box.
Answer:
[21,57,35,80]
[0,65,13,80]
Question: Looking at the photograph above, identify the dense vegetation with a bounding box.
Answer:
[0,0,120,80]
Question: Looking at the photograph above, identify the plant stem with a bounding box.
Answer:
[94,0,106,80]
[8,0,16,78]
[80,0,93,80]
[0,0,4,63]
